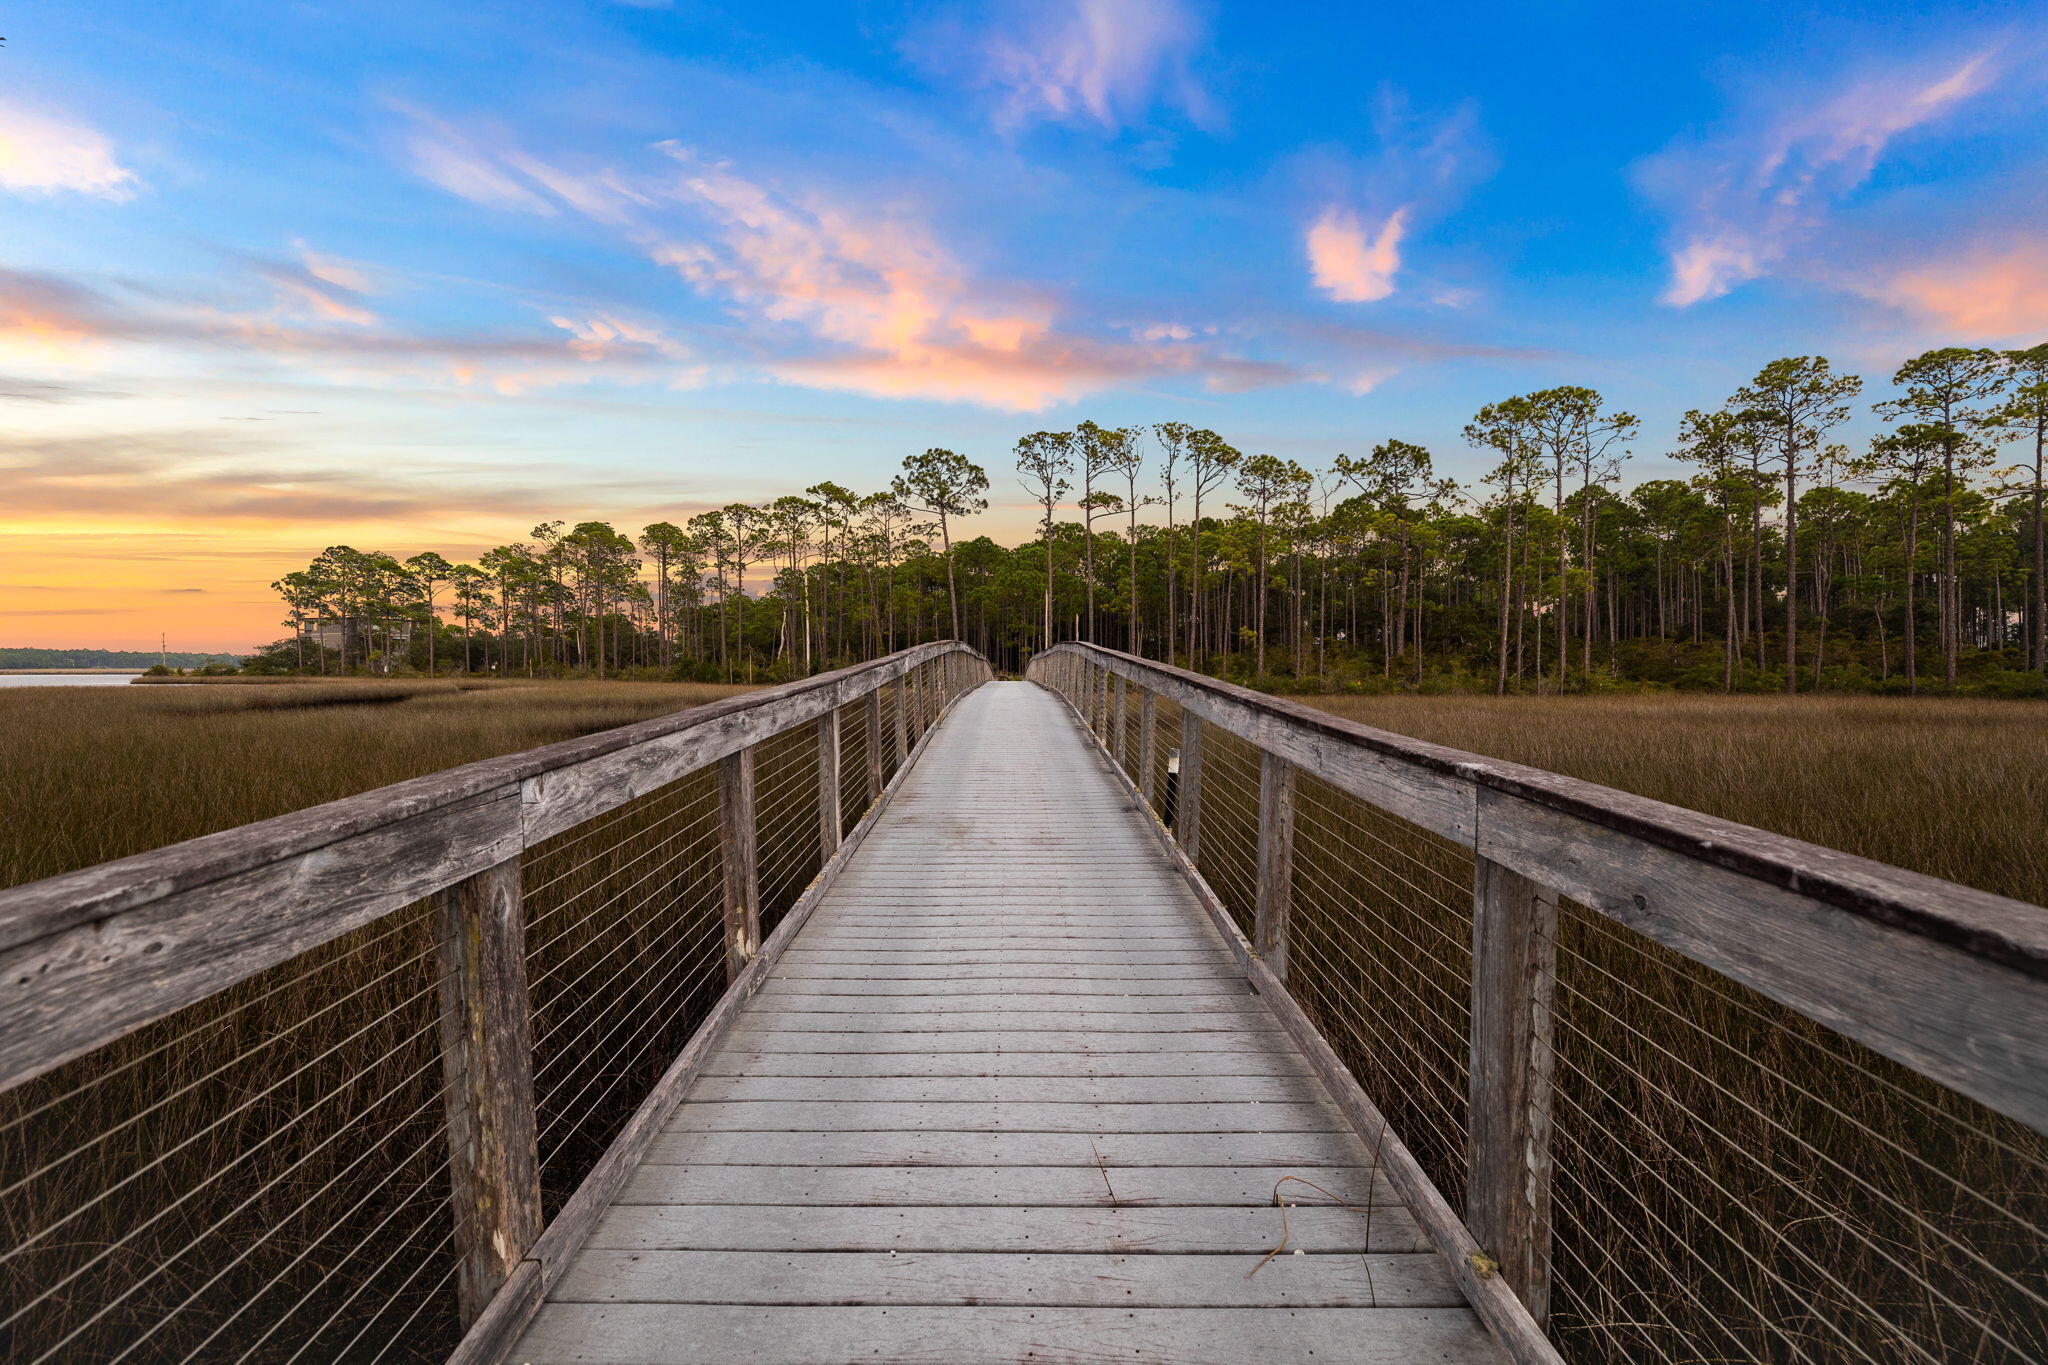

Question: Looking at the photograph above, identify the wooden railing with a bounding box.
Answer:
[0,643,991,1364]
[1030,642,2048,1365]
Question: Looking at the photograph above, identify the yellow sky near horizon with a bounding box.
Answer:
[0,502,1056,654]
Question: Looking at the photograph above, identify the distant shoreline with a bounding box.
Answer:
[0,668,145,675]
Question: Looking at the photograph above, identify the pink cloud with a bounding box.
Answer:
[1306,205,1409,303]
[251,245,379,327]
[651,156,1264,410]
[1858,240,2048,339]
[396,115,1293,410]
[0,99,136,199]
[1292,90,1487,309]
[921,0,1218,134]
[1645,51,2003,306]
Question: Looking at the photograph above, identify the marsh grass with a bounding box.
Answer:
[1078,675,2048,1364]
[0,677,845,1363]
[1298,693,2048,906]
[0,680,757,892]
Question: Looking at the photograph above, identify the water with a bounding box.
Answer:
[0,673,144,687]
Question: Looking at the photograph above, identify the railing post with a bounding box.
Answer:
[817,709,842,857]
[434,856,541,1328]
[1138,691,1159,810]
[1176,710,1204,862]
[1111,675,1128,770]
[893,674,910,761]
[1254,752,1298,979]
[864,687,884,801]
[1468,855,1558,1328]
[718,748,760,981]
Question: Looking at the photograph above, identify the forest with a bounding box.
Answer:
[254,344,2048,695]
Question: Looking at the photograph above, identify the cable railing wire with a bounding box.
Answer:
[1031,647,2048,1365]
[0,644,988,1364]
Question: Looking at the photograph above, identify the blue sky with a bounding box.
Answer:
[2,0,2045,647]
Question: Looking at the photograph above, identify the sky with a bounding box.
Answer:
[2,0,2045,651]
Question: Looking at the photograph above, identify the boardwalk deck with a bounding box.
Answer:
[514,681,1505,1364]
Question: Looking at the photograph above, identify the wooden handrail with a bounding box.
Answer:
[1032,642,2048,1137]
[0,642,985,1095]
[1033,641,2048,1360]
[0,642,992,1363]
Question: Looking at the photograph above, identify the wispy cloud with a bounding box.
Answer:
[399,105,647,222]
[1643,51,2003,307]
[1306,206,1408,303]
[912,0,1218,135]
[400,116,1292,410]
[0,263,691,395]
[0,99,136,199]
[0,428,670,526]
[248,244,381,326]
[652,151,1293,408]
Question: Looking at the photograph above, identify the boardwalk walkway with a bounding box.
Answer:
[513,681,1505,1363]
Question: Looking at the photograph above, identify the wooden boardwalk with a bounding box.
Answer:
[513,681,1505,1364]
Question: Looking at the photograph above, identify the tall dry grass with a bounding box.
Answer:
[1299,693,2048,906]
[0,680,757,892]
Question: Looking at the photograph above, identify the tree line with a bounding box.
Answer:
[258,343,2048,695]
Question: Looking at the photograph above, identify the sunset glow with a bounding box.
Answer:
[2,0,2044,652]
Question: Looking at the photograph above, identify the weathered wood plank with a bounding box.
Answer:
[515,1304,1501,1364]
[753,977,1247,996]
[739,992,1266,1014]
[435,857,543,1327]
[766,961,1243,981]
[683,1075,1333,1104]
[1139,689,1160,810]
[1254,750,1298,981]
[667,1101,1343,1132]
[1112,672,1128,766]
[1467,855,1557,1327]
[0,785,520,1092]
[863,689,883,802]
[1476,785,2048,1133]
[778,949,1235,966]
[1176,707,1205,862]
[731,1011,1282,1034]
[585,1204,1426,1253]
[618,1163,1395,1207]
[550,1249,1462,1308]
[697,1051,1316,1079]
[718,1028,1280,1054]
[717,748,760,982]
[815,709,841,858]
[644,1129,1375,1169]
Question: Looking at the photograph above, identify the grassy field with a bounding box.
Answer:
[1299,692,2048,907]
[0,678,757,890]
